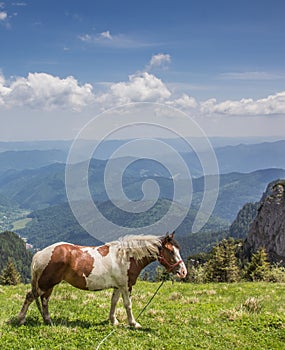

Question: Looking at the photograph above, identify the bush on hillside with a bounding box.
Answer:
[0,259,21,285]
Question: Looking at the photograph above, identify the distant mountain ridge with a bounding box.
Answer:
[0,158,284,222]
[0,163,67,209]
[0,140,71,153]
[181,140,285,175]
[0,149,66,174]
[1,138,285,175]
[13,168,285,252]
[1,138,285,256]
[216,140,285,174]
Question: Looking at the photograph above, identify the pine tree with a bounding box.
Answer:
[205,239,240,282]
[243,247,270,281]
[0,259,21,285]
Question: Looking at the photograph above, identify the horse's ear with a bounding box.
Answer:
[164,231,175,243]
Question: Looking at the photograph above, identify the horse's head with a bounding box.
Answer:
[158,232,187,278]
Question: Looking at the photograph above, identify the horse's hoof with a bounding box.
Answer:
[18,318,25,326]
[110,318,119,326]
[130,322,141,329]
[44,318,52,326]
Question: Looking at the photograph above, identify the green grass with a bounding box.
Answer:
[11,218,32,231]
[0,281,285,349]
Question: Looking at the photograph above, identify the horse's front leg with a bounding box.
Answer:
[121,288,141,329]
[109,288,120,326]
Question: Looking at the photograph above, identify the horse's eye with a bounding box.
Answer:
[168,248,175,256]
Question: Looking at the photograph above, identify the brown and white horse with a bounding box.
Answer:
[18,233,187,328]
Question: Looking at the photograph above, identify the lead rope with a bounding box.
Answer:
[95,279,166,350]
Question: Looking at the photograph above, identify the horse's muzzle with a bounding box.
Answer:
[176,265,187,278]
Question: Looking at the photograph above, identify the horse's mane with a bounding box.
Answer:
[109,235,162,261]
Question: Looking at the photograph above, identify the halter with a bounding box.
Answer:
[157,249,183,272]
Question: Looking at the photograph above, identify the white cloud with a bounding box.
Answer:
[0,70,172,111]
[1,53,285,118]
[0,73,94,111]
[148,53,171,70]
[167,93,198,109]
[100,30,112,40]
[0,11,7,21]
[78,31,152,48]
[97,72,171,105]
[200,91,285,115]
[0,75,10,105]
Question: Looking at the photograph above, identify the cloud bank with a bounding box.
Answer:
[1,55,285,116]
[0,73,94,111]
[200,92,285,115]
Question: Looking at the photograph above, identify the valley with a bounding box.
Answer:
[0,138,285,257]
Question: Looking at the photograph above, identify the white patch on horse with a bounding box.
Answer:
[173,246,187,277]
[80,245,127,290]
[80,236,160,291]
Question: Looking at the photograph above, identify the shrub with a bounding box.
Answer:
[186,264,208,284]
[243,247,270,281]
[266,265,285,283]
[0,259,21,286]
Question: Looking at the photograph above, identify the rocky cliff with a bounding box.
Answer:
[245,179,285,263]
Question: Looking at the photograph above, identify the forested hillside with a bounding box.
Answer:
[1,157,284,221]
[0,231,32,283]
[1,140,285,262]
[19,199,228,249]
[19,204,101,248]
[229,202,259,239]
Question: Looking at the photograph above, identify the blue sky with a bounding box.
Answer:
[0,0,285,141]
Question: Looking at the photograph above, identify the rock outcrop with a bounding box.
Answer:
[245,179,285,263]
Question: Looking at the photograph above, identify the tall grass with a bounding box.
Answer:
[0,281,284,349]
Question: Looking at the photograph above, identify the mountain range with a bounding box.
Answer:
[0,154,284,221]
[1,139,285,175]
[0,138,285,255]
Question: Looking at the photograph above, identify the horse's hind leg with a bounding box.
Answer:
[109,288,120,325]
[41,288,54,325]
[18,290,35,325]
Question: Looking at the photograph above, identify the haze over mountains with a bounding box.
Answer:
[0,138,285,252]
[1,138,285,175]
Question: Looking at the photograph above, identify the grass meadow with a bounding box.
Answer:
[0,281,284,349]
